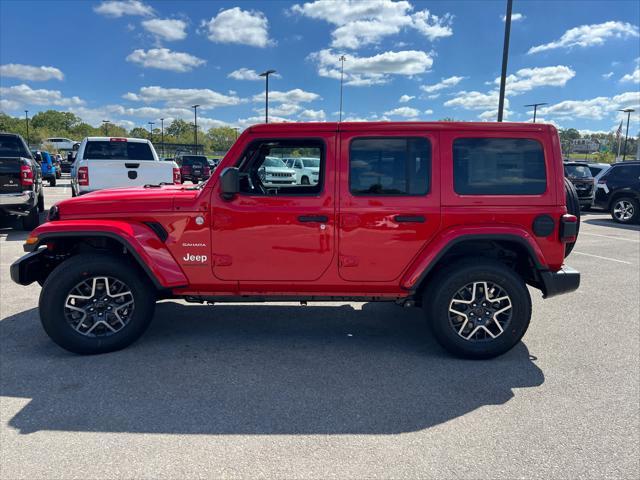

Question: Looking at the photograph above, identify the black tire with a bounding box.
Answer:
[564,177,580,257]
[49,177,56,187]
[39,254,156,354]
[301,176,310,185]
[424,259,532,359]
[37,192,45,212]
[610,196,640,224]
[71,186,77,197]
[21,206,40,231]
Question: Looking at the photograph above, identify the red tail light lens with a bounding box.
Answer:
[204,166,211,176]
[78,166,89,186]
[173,167,181,184]
[20,163,34,186]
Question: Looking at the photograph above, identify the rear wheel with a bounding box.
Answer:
[21,206,40,231]
[611,197,639,224]
[37,192,44,212]
[39,254,156,354]
[301,176,310,185]
[424,259,531,359]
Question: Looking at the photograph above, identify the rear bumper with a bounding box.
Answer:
[540,265,580,299]
[0,191,34,207]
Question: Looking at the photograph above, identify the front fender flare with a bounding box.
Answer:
[25,220,188,289]
[401,226,548,291]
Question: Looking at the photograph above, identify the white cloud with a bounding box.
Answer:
[424,109,433,115]
[384,106,420,118]
[203,7,271,48]
[445,90,507,111]
[502,13,524,22]
[299,109,327,121]
[126,48,205,72]
[621,66,640,83]
[255,103,302,116]
[236,115,292,129]
[0,84,84,108]
[399,94,415,103]
[227,68,281,81]
[124,86,242,109]
[0,64,64,82]
[141,19,187,41]
[478,109,512,121]
[94,0,154,18]
[426,93,440,99]
[494,65,575,95]
[291,0,452,49]
[528,21,639,54]
[310,49,433,86]
[251,88,320,104]
[536,91,639,120]
[420,75,465,93]
[602,71,614,79]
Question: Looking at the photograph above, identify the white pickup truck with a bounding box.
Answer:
[71,137,180,196]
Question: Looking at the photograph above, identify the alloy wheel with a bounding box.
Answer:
[448,281,512,341]
[613,200,634,222]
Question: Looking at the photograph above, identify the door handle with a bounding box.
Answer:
[298,215,329,223]
[394,215,426,223]
[125,163,140,169]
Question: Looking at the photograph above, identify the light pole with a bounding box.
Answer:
[102,120,110,136]
[148,122,154,142]
[192,104,199,154]
[619,108,635,161]
[160,118,164,157]
[234,127,239,140]
[259,69,276,123]
[24,110,29,147]
[524,103,548,123]
[497,0,513,122]
[339,55,346,122]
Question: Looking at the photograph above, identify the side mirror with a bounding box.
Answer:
[220,167,239,200]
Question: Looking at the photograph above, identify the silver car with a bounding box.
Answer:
[259,157,297,188]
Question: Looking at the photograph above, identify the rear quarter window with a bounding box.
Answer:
[453,138,546,195]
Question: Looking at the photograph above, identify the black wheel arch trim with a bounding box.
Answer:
[22,230,179,290]
[408,233,547,295]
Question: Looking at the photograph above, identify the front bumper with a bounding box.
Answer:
[0,191,34,207]
[539,265,580,299]
[10,249,46,286]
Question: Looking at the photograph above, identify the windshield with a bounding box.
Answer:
[0,135,30,158]
[181,156,208,166]
[564,164,592,178]
[83,141,155,160]
[264,157,287,168]
[301,158,320,168]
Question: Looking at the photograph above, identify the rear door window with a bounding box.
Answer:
[181,156,208,166]
[453,138,546,195]
[83,141,155,160]
[349,137,431,195]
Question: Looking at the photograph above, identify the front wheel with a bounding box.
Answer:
[611,197,639,224]
[424,259,531,359]
[39,254,156,354]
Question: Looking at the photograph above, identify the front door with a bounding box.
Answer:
[211,134,336,282]
[338,131,441,282]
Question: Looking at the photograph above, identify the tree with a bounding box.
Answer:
[207,126,237,151]
[166,119,192,138]
[129,127,150,139]
[30,110,80,132]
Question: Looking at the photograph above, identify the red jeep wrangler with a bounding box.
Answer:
[11,122,580,358]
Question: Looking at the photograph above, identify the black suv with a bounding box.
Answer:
[564,162,594,209]
[594,161,640,224]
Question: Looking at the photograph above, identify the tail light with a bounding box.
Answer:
[204,166,211,176]
[78,166,89,186]
[560,214,578,243]
[173,167,181,184]
[20,162,34,187]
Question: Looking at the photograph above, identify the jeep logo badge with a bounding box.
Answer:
[183,253,208,264]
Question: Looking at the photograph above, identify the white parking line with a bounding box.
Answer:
[580,232,640,243]
[573,251,633,265]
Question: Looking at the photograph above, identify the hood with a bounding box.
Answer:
[57,185,201,217]
[261,166,295,174]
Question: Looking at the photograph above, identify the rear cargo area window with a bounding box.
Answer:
[453,138,546,195]
[350,137,431,195]
[84,141,154,160]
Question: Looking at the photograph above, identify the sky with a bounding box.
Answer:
[0,0,639,134]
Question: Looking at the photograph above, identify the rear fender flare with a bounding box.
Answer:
[27,220,188,289]
[401,226,547,291]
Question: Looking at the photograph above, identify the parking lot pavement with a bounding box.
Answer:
[1,178,639,479]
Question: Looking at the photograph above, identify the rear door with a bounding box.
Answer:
[0,135,31,193]
[338,130,441,282]
[82,139,171,188]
